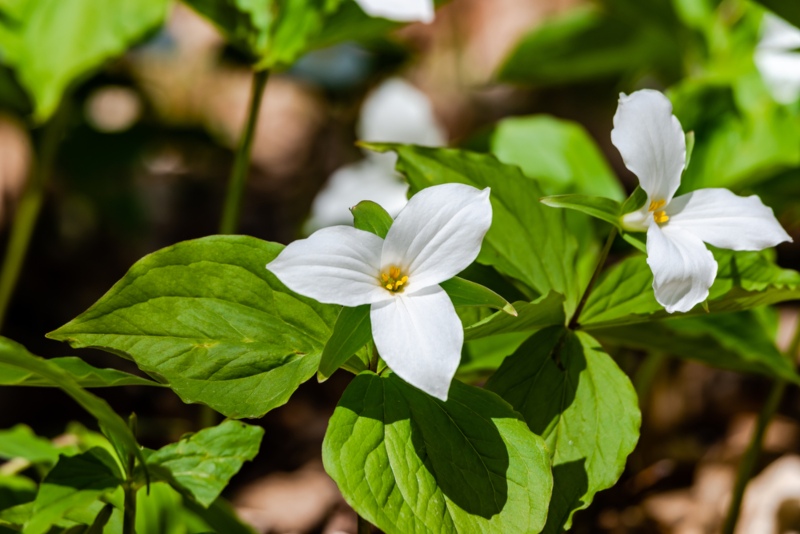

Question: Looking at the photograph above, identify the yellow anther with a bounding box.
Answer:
[379,266,408,293]
[649,199,667,212]
[653,210,670,224]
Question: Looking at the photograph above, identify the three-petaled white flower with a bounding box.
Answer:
[354,0,434,23]
[614,89,792,313]
[267,183,492,400]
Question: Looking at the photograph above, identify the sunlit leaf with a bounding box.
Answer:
[322,372,553,533]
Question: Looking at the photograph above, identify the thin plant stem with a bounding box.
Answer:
[123,414,138,534]
[218,68,270,235]
[357,515,371,534]
[721,319,800,534]
[0,103,70,329]
[569,227,617,329]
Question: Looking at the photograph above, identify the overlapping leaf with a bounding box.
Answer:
[0,0,169,120]
[145,420,264,507]
[486,326,641,532]
[48,235,338,419]
[580,249,800,328]
[323,372,553,533]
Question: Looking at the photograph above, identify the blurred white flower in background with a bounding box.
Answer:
[305,78,446,232]
[354,0,435,23]
[755,14,800,105]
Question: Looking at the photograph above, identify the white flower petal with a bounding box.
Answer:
[370,286,462,400]
[353,0,434,23]
[267,226,388,306]
[381,183,492,290]
[666,188,792,250]
[304,160,409,232]
[647,223,718,314]
[611,90,686,204]
[358,78,446,150]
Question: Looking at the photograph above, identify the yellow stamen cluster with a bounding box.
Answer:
[648,199,670,224]
[380,266,408,292]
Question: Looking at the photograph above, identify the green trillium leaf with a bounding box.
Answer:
[580,249,800,328]
[0,337,142,474]
[48,235,338,419]
[25,448,124,534]
[540,194,622,229]
[143,420,264,508]
[351,200,394,239]
[486,326,641,532]
[323,372,553,533]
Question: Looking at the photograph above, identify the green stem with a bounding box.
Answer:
[123,414,138,534]
[0,104,69,329]
[218,68,270,235]
[357,515,371,534]
[569,227,617,329]
[721,322,800,534]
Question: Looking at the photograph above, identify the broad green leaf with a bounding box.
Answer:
[439,277,517,315]
[136,482,215,534]
[48,235,338,419]
[0,0,169,120]
[0,475,36,512]
[144,420,263,508]
[753,0,800,29]
[580,250,800,328]
[0,502,30,528]
[0,357,161,388]
[465,291,566,340]
[184,0,343,69]
[183,497,257,534]
[0,338,142,473]
[540,195,622,228]
[0,425,59,465]
[594,310,799,382]
[181,0,272,59]
[498,5,678,86]
[486,327,641,532]
[25,448,123,534]
[351,200,393,238]
[491,115,624,200]
[318,305,371,382]
[367,143,582,314]
[322,372,553,533]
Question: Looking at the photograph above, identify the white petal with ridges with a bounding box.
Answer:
[611,90,686,204]
[381,183,492,290]
[370,286,462,400]
[647,223,718,314]
[266,226,388,307]
[354,0,434,23]
[666,188,792,250]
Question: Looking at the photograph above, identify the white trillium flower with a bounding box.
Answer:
[755,14,800,105]
[268,183,492,400]
[614,89,792,313]
[306,78,446,231]
[354,0,434,23]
